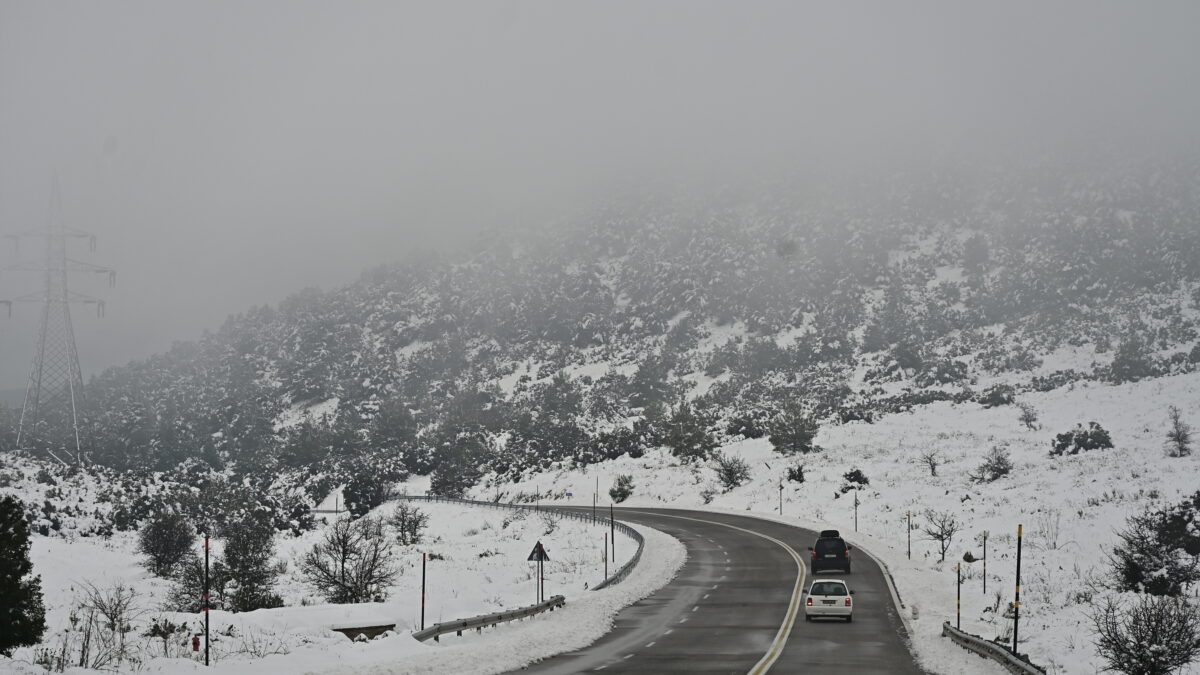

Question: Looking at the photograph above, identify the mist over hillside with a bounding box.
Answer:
[3,155,1196,494]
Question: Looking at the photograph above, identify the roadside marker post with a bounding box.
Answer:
[981,530,989,595]
[906,511,912,560]
[203,533,210,667]
[956,562,961,630]
[1013,524,1023,655]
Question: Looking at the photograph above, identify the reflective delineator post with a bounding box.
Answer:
[604,533,608,579]
[982,530,989,595]
[421,552,426,631]
[610,504,615,562]
[1013,524,1023,654]
[906,511,912,560]
[203,534,210,666]
[956,561,961,630]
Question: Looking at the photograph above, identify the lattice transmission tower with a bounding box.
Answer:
[2,178,114,464]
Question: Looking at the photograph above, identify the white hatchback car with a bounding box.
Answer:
[803,579,854,622]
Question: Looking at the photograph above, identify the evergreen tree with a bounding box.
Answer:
[429,428,488,497]
[664,401,718,463]
[138,511,195,577]
[0,495,46,655]
[1111,331,1155,383]
[767,401,820,455]
[221,519,282,612]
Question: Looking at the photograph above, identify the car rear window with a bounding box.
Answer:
[810,582,847,596]
[815,539,844,554]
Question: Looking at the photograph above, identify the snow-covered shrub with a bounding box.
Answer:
[915,359,968,387]
[1050,422,1114,456]
[969,446,1013,483]
[977,384,1016,408]
[1109,491,1200,596]
[137,511,195,577]
[1017,401,1040,430]
[839,468,869,494]
[785,463,806,484]
[166,551,229,612]
[1090,594,1200,675]
[608,474,634,503]
[713,452,751,491]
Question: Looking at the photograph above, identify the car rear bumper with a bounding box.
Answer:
[805,604,852,618]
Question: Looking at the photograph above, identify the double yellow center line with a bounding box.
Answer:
[624,510,806,674]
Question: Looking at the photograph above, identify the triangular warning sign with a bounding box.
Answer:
[527,541,549,561]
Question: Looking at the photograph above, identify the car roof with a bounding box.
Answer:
[810,578,848,586]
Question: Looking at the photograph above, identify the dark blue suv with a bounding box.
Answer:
[808,529,852,574]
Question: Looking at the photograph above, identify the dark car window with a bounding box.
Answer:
[810,582,847,596]
[815,539,845,554]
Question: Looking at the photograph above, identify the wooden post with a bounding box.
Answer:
[421,552,426,631]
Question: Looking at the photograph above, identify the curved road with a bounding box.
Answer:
[514,507,922,674]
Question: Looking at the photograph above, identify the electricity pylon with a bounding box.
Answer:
[2,178,114,464]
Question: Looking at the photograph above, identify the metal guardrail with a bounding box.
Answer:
[941,622,1047,675]
[394,495,646,641]
[413,595,566,642]
[398,494,645,592]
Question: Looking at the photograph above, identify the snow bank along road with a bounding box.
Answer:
[515,507,923,674]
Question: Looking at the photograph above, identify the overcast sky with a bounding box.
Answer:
[2,1,1199,390]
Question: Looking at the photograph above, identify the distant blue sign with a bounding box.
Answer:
[566,492,573,497]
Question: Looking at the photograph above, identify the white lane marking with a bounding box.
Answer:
[593,667,607,671]
[678,617,688,623]
[704,593,710,599]
[664,629,674,635]
[692,605,699,612]
[623,655,634,660]
[622,509,808,675]
[712,584,719,589]
[646,642,656,648]
[725,566,731,571]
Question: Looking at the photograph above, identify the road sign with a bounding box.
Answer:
[527,541,550,562]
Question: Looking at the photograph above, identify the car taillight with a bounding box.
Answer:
[811,551,816,558]
[845,597,852,606]
[806,597,813,606]
[845,550,850,557]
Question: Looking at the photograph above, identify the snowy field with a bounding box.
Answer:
[483,371,1200,675]
[3,492,685,675]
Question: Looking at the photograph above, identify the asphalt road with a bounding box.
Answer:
[514,507,923,675]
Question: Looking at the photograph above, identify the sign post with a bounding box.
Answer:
[527,541,550,603]
[421,552,427,631]
[610,504,615,562]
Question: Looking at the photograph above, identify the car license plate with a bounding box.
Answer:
[825,554,836,558]
[822,600,836,605]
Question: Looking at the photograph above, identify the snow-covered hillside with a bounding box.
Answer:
[483,371,1200,674]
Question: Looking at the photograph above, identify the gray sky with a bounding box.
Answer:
[2,1,1199,389]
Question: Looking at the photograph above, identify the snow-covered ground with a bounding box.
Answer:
[481,371,1200,675]
[3,488,685,675]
